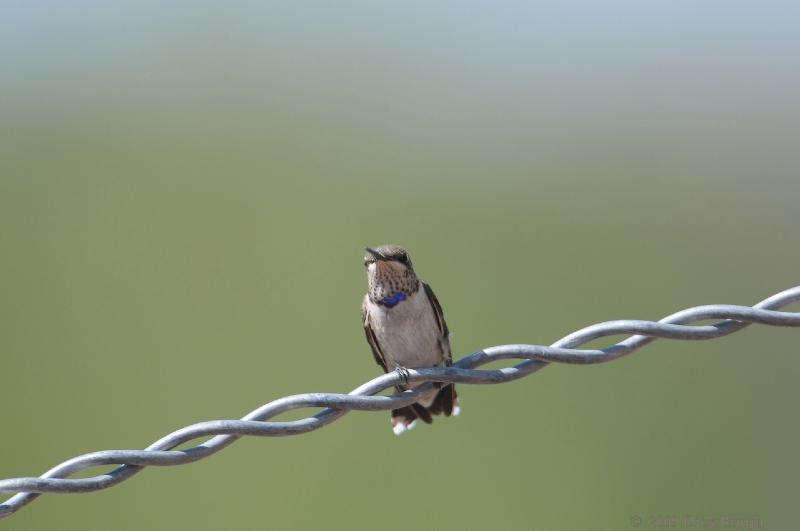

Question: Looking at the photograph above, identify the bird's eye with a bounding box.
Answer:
[399,254,410,265]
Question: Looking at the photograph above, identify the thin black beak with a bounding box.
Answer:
[365,247,386,260]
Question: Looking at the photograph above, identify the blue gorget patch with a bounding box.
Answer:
[380,291,407,307]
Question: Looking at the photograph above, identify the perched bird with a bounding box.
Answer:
[361,244,460,435]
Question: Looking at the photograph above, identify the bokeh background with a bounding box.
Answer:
[2,1,799,529]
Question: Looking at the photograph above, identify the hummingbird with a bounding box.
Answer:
[361,244,460,435]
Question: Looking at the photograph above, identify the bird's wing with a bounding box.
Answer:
[422,281,452,366]
[362,295,389,372]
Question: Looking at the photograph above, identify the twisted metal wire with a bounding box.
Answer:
[2,286,799,519]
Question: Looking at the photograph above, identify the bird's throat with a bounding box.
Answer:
[380,291,407,307]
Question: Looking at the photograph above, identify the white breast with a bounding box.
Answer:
[365,288,445,371]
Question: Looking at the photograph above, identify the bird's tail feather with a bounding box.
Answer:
[391,384,459,435]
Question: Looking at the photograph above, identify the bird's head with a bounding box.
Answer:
[364,244,419,305]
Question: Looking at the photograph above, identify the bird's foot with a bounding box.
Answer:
[394,365,411,385]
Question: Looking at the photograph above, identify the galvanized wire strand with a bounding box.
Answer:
[1,286,799,519]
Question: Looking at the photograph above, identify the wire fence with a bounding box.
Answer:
[2,286,799,519]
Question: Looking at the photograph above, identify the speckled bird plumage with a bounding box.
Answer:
[361,244,459,435]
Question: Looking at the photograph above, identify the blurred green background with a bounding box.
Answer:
[1,1,799,530]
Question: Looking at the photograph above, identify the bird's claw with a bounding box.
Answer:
[395,365,411,385]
